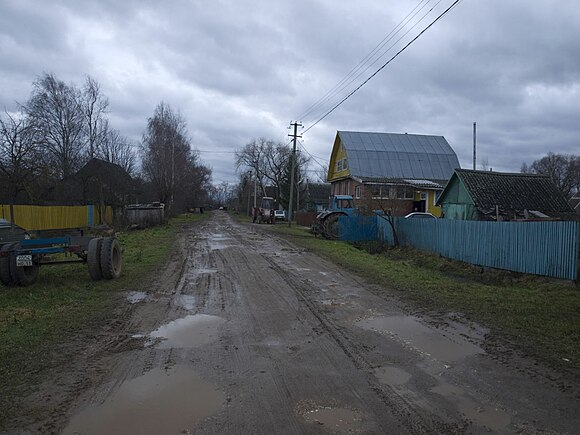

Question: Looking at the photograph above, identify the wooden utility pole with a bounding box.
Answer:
[288,121,302,226]
[473,122,477,170]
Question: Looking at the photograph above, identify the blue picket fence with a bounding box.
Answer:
[338,215,580,280]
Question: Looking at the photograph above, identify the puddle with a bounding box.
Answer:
[63,365,224,435]
[356,315,484,362]
[303,407,362,432]
[320,299,344,307]
[374,366,411,386]
[175,294,196,310]
[431,382,511,432]
[194,268,218,274]
[126,291,147,304]
[150,314,225,349]
[208,233,235,250]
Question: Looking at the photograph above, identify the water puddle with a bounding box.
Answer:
[208,233,235,250]
[150,314,225,349]
[126,291,147,304]
[356,315,484,362]
[303,407,362,432]
[175,294,196,310]
[431,382,511,431]
[374,365,412,386]
[195,268,218,274]
[63,365,224,435]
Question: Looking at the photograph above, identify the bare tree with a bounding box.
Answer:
[82,75,109,159]
[141,102,212,215]
[235,138,309,206]
[96,120,136,176]
[24,72,85,179]
[522,152,580,199]
[0,110,39,218]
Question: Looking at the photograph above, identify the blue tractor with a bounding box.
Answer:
[311,195,358,239]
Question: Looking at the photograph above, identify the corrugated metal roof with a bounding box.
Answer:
[338,131,460,180]
[456,169,574,213]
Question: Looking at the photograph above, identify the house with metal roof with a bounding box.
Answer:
[436,169,576,221]
[326,131,460,216]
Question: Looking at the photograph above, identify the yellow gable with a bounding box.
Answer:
[327,134,351,181]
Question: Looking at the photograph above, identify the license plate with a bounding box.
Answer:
[17,254,33,267]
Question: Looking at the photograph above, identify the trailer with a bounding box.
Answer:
[0,227,122,287]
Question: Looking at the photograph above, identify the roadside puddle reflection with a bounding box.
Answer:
[63,365,224,435]
[356,315,484,362]
[150,314,225,349]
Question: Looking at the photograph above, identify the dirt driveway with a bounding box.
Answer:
[14,211,580,434]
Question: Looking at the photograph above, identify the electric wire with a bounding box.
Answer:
[302,0,463,135]
[296,0,434,123]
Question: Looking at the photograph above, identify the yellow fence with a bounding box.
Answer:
[0,204,113,231]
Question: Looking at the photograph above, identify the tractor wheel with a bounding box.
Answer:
[100,237,122,279]
[87,237,103,281]
[0,243,17,286]
[323,214,342,240]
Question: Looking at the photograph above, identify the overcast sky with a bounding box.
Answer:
[1,0,579,184]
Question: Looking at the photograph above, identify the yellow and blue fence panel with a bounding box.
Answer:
[0,204,113,231]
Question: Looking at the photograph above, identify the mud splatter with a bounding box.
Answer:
[62,365,224,435]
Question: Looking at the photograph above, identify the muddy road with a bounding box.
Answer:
[15,211,580,434]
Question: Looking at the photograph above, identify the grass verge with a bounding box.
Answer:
[0,213,207,425]
[267,223,580,374]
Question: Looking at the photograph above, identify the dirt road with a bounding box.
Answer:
[16,211,580,434]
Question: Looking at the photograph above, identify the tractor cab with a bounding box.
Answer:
[254,196,275,224]
[329,195,357,216]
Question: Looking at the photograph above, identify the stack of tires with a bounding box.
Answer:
[87,236,122,281]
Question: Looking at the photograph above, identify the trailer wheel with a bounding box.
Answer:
[87,237,103,281]
[0,243,17,286]
[14,263,38,287]
[100,237,122,279]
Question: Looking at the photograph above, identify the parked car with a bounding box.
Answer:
[404,212,436,219]
[274,210,286,221]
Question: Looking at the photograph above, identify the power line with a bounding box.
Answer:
[302,0,463,135]
[296,0,435,123]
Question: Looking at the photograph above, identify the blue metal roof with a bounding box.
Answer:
[338,131,460,181]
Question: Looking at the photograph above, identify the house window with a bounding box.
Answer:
[343,158,348,170]
[337,159,343,172]
[355,185,361,199]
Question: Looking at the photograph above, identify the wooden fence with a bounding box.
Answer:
[0,204,113,231]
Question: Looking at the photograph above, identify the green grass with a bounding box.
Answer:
[268,224,580,373]
[0,213,208,425]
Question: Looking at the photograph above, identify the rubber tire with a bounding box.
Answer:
[100,237,122,279]
[0,243,17,286]
[87,237,103,281]
[13,259,39,286]
[323,214,343,240]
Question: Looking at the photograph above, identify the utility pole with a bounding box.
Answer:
[473,122,476,170]
[247,170,252,216]
[288,121,302,226]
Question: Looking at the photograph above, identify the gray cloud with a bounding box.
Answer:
[1,0,579,184]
